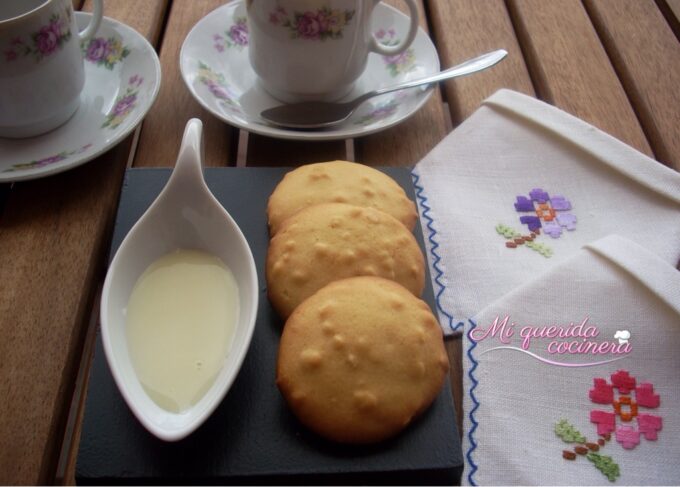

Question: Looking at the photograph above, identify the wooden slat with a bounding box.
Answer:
[0,2,168,484]
[134,0,238,168]
[427,0,535,123]
[507,0,653,157]
[658,0,680,40]
[664,0,680,25]
[355,0,448,167]
[584,0,680,170]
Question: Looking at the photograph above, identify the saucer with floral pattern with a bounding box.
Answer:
[0,12,161,182]
[180,1,439,141]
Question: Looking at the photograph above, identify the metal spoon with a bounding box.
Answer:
[260,49,508,129]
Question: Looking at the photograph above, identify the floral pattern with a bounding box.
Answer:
[102,75,143,129]
[555,370,662,482]
[197,61,242,114]
[589,370,662,449]
[514,188,576,238]
[2,144,92,172]
[82,36,130,69]
[375,28,416,77]
[269,6,355,40]
[4,10,72,62]
[213,17,248,52]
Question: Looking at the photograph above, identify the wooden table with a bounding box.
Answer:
[1,0,678,484]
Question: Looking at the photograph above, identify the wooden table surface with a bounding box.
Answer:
[0,0,678,484]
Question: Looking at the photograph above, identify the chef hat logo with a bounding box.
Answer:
[614,330,631,345]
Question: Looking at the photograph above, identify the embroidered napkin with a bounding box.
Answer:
[412,89,680,335]
[461,235,680,485]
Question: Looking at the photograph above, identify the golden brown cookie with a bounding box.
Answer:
[266,203,425,319]
[267,161,418,235]
[276,276,449,444]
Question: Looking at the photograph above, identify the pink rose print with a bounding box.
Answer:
[4,12,71,62]
[270,7,355,41]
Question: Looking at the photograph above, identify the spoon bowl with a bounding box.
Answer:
[100,118,258,441]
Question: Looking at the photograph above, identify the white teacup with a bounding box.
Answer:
[0,0,103,138]
[246,0,420,103]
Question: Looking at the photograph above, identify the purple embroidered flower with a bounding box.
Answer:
[4,49,17,62]
[514,188,576,238]
[85,37,111,62]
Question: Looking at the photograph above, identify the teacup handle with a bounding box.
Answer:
[78,0,104,42]
[369,0,419,56]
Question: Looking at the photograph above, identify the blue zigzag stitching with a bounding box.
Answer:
[411,170,465,333]
[466,318,480,485]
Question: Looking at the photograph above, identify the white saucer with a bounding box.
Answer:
[180,1,439,141]
[0,13,161,182]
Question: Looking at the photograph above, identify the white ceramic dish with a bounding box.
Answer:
[0,12,161,182]
[100,119,258,442]
[179,0,439,141]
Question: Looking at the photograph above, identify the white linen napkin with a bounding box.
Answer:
[412,89,680,335]
[461,235,680,485]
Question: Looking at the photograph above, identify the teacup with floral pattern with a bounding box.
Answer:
[0,0,103,138]
[247,0,420,102]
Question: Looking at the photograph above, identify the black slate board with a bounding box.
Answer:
[76,167,462,485]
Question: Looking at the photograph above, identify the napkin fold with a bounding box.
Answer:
[461,235,680,485]
[412,89,680,335]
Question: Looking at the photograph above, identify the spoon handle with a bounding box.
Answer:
[360,49,508,103]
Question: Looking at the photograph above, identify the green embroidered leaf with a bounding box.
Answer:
[554,419,586,443]
[495,223,520,239]
[587,452,620,482]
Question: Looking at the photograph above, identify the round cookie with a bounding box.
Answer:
[267,160,418,235]
[266,203,425,319]
[276,276,449,444]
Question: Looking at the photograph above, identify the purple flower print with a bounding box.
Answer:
[85,38,111,62]
[228,21,248,46]
[82,37,130,69]
[113,94,136,117]
[3,143,93,173]
[36,154,66,167]
[101,75,143,129]
[213,18,248,52]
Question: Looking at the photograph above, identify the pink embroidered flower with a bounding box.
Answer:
[589,370,662,449]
